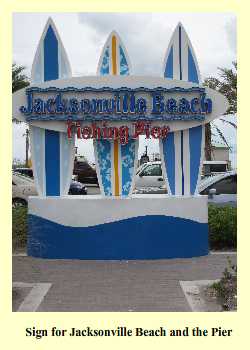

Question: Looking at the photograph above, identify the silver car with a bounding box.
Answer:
[198,171,237,206]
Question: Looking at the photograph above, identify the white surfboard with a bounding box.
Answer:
[30,17,74,196]
[160,23,205,195]
[95,31,138,196]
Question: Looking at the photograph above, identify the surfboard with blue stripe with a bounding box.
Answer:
[160,23,205,195]
[95,31,138,197]
[30,18,74,196]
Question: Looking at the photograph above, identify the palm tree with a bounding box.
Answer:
[12,63,30,93]
[12,63,30,167]
[203,61,237,160]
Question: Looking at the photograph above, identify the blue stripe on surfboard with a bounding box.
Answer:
[162,132,175,195]
[181,131,184,195]
[189,126,202,194]
[164,46,173,78]
[44,25,59,81]
[179,26,182,80]
[43,24,61,195]
[188,47,199,83]
[45,130,60,196]
[121,139,136,196]
[96,139,112,196]
[100,46,110,75]
[119,45,129,76]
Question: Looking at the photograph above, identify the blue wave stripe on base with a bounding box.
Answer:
[28,214,208,260]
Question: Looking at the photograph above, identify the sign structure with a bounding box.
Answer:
[13,18,228,259]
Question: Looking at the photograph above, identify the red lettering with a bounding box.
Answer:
[67,121,73,138]
[151,127,161,139]
[132,122,145,138]
[76,122,81,139]
[161,126,170,139]
[82,126,92,139]
[119,126,129,145]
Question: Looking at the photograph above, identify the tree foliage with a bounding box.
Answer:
[12,63,30,93]
[12,63,30,165]
[204,61,237,115]
[203,61,237,160]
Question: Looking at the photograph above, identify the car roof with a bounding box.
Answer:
[140,161,161,166]
[15,167,32,170]
[199,170,236,192]
[12,172,34,183]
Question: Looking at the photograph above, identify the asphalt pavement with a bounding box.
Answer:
[12,252,236,312]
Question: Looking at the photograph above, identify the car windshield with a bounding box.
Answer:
[199,171,236,191]
[136,163,148,174]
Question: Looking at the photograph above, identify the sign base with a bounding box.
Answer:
[28,195,208,260]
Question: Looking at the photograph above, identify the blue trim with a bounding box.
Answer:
[44,25,59,82]
[179,26,182,80]
[28,214,208,259]
[164,46,173,78]
[189,126,202,194]
[45,130,60,195]
[188,47,199,84]
[25,86,206,94]
[181,130,184,195]
[163,132,175,195]
[26,114,206,122]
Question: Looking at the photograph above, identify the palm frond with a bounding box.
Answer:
[213,125,231,150]
[220,118,237,129]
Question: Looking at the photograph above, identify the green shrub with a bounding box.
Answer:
[211,257,237,311]
[208,205,237,249]
[12,207,28,250]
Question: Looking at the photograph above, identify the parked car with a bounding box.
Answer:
[134,162,237,204]
[134,161,166,191]
[12,172,87,207]
[68,181,87,195]
[14,167,33,178]
[12,173,37,207]
[202,160,230,177]
[73,157,98,184]
[198,170,237,206]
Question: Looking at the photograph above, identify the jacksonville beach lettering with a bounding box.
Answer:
[19,87,212,121]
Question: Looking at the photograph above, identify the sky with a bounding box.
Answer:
[12,12,237,167]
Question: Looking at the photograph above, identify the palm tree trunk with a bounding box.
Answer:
[205,123,212,160]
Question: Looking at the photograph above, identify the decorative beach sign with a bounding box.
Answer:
[12,18,228,260]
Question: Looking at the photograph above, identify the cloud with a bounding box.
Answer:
[225,17,237,55]
[78,13,173,76]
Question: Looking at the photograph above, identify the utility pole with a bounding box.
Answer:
[25,128,29,167]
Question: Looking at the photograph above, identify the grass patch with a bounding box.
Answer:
[210,258,237,311]
[12,207,28,250]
